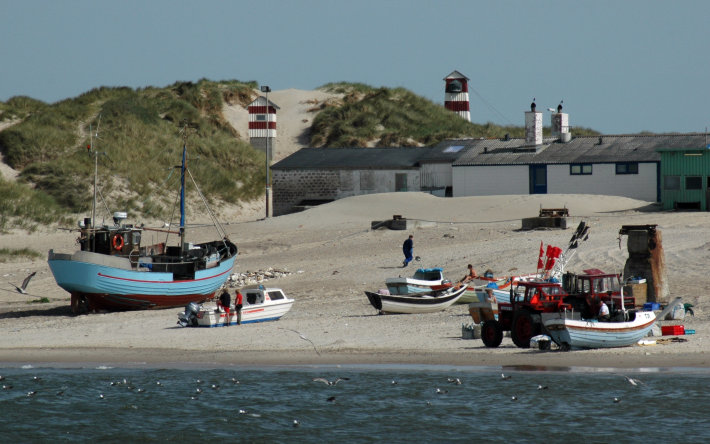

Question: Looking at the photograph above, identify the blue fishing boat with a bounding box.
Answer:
[48,123,238,313]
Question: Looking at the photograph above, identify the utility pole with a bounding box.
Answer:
[261,85,271,218]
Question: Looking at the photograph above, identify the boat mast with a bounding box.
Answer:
[180,124,187,253]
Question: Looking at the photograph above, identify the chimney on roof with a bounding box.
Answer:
[550,100,571,142]
[525,98,542,146]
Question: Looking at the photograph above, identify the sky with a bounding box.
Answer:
[1,0,709,135]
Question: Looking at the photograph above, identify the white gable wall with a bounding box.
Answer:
[452,162,657,201]
[453,165,529,196]
[547,163,657,201]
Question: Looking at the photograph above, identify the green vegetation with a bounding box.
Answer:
[1,79,601,229]
[313,82,599,147]
[0,247,44,262]
[0,79,264,227]
[29,297,51,304]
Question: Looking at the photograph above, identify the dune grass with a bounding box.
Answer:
[0,79,264,226]
[0,247,44,262]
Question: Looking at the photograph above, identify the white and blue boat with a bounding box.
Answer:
[385,268,451,295]
[48,125,237,313]
[543,310,656,350]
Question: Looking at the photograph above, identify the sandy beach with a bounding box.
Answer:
[1,192,707,369]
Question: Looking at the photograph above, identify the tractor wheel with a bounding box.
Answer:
[481,320,503,348]
[511,310,541,348]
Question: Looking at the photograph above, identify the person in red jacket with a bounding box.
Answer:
[235,290,243,325]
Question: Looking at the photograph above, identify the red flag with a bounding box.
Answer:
[551,246,562,258]
[537,242,544,269]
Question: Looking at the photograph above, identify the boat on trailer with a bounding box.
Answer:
[48,122,237,313]
[364,285,467,314]
[178,287,293,327]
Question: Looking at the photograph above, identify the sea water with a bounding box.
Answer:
[1,364,708,443]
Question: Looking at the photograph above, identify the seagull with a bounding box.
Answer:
[436,388,448,394]
[613,397,621,403]
[623,376,644,386]
[12,272,36,294]
[0,375,4,381]
[511,396,518,401]
[99,394,104,399]
[137,388,145,393]
[327,396,336,402]
[279,327,320,355]
[3,384,13,390]
[447,378,462,385]
[27,391,37,397]
[537,384,549,390]
[391,380,398,385]
[312,377,349,386]
[293,419,300,427]
[501,373,512,380]
[156,381,162,386]
[239,409,247,415]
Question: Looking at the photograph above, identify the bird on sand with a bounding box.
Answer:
[278,327,320,355]
[11,271,36,294]
[312,377,349,386]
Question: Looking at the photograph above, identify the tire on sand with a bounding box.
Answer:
[481,320,503,348]
[511,310,541,348]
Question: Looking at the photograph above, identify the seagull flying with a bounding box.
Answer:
[12,271,36,294]
[623,376,644,386]
[312,377,349,386]
[278,327,321,355]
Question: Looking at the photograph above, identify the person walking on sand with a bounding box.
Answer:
[235,290,243,325]
[402,235,414,267]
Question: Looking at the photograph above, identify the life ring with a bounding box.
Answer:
[112,234,124,250]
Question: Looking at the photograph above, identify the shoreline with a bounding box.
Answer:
[1,346,709,370]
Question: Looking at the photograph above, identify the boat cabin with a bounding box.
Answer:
[244,287,288,305]
[562,269,634,310]
[412,268,444,281]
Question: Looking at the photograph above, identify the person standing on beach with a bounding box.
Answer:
[402,235,414,267]
[218,290,231,326]
[235,290,243,325]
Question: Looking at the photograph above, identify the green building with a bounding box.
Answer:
[657,134,710,210]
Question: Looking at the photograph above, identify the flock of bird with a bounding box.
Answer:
[0,371,646,428]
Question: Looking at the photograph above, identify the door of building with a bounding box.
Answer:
[529,165,547,194]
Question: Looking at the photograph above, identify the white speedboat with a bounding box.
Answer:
[543,310,656,350]
[177,287,293,327]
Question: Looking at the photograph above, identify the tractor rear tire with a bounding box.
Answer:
[481,320,503,348]
[511,310,541,348]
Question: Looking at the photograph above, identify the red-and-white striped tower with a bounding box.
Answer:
[444,70,470,121]
[247,95,280,160]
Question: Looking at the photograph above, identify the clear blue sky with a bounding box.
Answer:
[2,0,709,135]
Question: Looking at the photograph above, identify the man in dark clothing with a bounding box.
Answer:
[218,290,231,326]
[402,235,414,267]
[235,290,243,325]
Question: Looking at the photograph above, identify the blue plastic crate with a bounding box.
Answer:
[643,302,660,311]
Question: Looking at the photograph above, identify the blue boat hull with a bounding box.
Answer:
[49,251,236,311]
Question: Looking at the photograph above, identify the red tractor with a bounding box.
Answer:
[479,270,634,348]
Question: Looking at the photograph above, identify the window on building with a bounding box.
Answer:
[664,176,680,190]
[616,162,639,174]
[256,115,266,121]
[686,176,702,190]
[570,164,592,175]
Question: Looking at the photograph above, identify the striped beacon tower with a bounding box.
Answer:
[444,71,471,121]
[247,95,280,161]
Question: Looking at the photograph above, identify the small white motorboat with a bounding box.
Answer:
[177,287,293,327]
[364,284,467,314]
[385,267,451,295]
[543,309,656,350]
